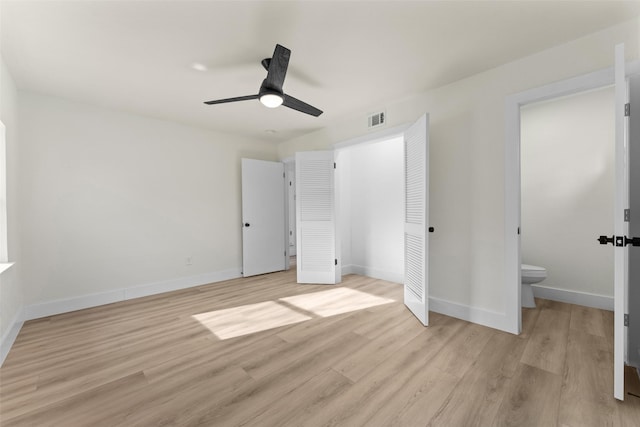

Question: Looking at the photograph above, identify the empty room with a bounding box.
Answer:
[2,1,640,425]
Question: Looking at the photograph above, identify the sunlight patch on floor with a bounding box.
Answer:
[280,287,395,317]
[192,301,312,340]
[192,287,395,340]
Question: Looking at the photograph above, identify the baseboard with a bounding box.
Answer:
[347,264,403,284]
[123,269,241,300]
[24,268,242,321]
[1,307,24,367]
[532,284,613,311]
[24,289,125,320]
[342,264,354,276]
[429,296,513,334]
[341,267,513,333]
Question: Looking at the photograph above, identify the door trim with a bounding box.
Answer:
[333,124,411,283]
[333,123,411,150]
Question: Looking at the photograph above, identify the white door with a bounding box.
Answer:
[404,114,430,325]
[295,151,336,284]
[613,44,630,400]
[627,72,640,375]
[241,158,286,277]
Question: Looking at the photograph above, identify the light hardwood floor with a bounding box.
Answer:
[2,269,640,426]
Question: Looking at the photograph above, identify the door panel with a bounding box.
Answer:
[295,151,336,284]
[404,114,430,325]
[614,43,629,401]
[241,158,286,277]
[627,74,640,370]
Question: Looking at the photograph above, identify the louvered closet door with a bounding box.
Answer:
[295,151,336,284]
[404,114,429,325]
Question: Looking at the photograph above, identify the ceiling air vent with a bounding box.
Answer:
[367,111,386,129]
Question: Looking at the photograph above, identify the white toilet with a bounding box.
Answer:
[521,264,547,308]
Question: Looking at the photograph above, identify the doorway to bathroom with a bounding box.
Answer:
[519,87,615,311]
[505,47,640,400]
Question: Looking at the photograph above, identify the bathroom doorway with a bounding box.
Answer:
[506,50,640,400]
[519,86,615,310]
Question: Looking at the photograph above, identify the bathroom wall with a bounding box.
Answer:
[338,137,404,283]
[520,86,615,304]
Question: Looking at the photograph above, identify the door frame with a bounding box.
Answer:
[334,119,430,323]
[333,122,412,281]
[283,158,296,261]
[504,60,640,335]
[334,132,407,282]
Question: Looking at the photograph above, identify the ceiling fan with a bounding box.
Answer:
[204,44,323,117]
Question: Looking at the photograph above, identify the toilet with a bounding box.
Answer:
[521,264,547,308]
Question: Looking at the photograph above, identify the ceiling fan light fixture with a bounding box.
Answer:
[260,93,284,108]
[204,44,322,116]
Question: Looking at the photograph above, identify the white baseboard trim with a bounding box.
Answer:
[346,264,403,284]
[341,267,514,333]
[342,264,354,276]
[24,268,242,321]
[532,284,613,311]
[429,296,513,334]
[1,307,24,367]
[123,269,241,300]
[25,289,126,320]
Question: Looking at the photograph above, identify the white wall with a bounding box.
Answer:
[18,92,278,316]
[339,138,404,283]
[0,55,23,363]
[279,19,639,331]
[521,87,614,300]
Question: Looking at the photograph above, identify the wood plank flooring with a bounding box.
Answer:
[2,269,640,426]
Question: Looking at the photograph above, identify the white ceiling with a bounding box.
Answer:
[2,0,639,143]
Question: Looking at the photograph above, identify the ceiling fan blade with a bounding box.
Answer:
[282,94,323,117]
[204,95,259,105]
[264,44,290,92]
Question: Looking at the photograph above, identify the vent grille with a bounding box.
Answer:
[368,111,386,128]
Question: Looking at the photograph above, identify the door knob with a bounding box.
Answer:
[598,235,614,245]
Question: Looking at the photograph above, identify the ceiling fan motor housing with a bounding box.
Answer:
[259,80,283,98]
